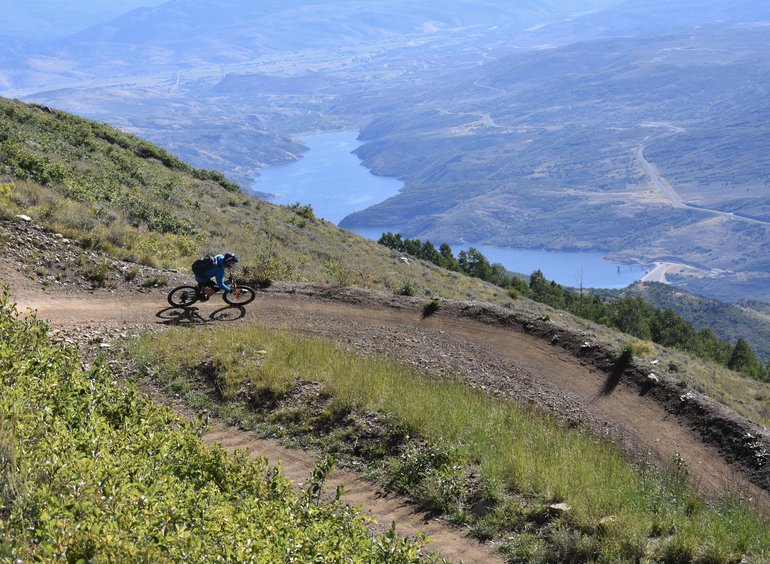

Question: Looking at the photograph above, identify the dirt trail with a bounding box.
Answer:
[204,424,495,563]
[5,263,770,560]
[5,269,504,562]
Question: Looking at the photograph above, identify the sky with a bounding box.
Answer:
[2,1,168,40]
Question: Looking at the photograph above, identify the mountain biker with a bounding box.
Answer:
[195,252,239,300]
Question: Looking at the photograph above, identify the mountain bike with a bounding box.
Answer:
[167,272,256,308]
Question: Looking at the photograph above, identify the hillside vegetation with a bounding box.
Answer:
[0,96,511,305]
[128,324,770,562]
[0,293,423,561]
[618,282,770,363]
[377,233,770,381]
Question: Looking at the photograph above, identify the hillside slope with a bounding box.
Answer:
[0,96,515,307]
[617,282,770,362]
[3,217,770,510]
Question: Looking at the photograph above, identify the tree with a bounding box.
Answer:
[462,247,493,281]
[377,232,402,250]
[650,308,694,350]
[609,296,653,340]
[439,243,459,270]
[727,337,762,378]
[692,328,732,365]
[489,263,512,287]
[421,240,443,264]
[528,269,548,297]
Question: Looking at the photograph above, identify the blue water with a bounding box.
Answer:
[253,131,403,225]
[254,131,643,289]
[454,245,643,289]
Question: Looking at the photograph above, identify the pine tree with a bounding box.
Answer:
[727,337,761,378]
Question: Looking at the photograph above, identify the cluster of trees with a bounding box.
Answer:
[527,270,768,380]
[378,233,769,381]
[378,232,515,286]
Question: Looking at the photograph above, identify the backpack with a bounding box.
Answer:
[191,255,216,275]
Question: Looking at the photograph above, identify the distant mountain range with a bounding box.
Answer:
[0,0,166,40]
[3,0,769,301]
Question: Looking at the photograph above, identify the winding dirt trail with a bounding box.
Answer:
[5,266,770,561]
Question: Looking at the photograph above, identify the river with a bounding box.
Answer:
[253,131,643,289]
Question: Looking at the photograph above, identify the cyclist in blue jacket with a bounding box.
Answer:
[195,252,239,300]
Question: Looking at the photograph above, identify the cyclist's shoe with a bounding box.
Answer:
[199,287,216,301]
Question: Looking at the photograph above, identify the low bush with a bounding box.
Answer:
[80,260,111,287]
[396,280,418,296]
[140,276,168,288]
[423,297,442,317]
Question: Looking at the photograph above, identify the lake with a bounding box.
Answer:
[254,131,643,289]
[252,131,403,225]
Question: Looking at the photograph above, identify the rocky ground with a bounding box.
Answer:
[3,216,770,560]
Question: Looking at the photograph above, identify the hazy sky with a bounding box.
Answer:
[2,1,168,40]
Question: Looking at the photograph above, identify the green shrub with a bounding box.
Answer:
[501,533,550,563]
[287,202,315,220]
[0,182,13,199]
[242,253,300,288]
[396,280,418,296]
[386,441,466,513]
[123,267,140,281]
[325,259,358,286]
[615,343,636,371]
[630,341,656,357]
[80,260,111,287]
[423,297,442,317]
[140,276,168,288]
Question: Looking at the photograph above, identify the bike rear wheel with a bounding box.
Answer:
[167,285,201,307]
[223,285,256,306]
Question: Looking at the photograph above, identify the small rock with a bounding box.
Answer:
[549,502,571,516]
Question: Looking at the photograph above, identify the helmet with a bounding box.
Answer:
[223,252,239,264]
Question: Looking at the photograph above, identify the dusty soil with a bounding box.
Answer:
[3,218,770,561]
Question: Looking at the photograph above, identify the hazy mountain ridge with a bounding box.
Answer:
[521,0,770,45]
[1,0,620,91]
[0,0,167,40]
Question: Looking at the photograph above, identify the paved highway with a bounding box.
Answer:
[637,145,770,227]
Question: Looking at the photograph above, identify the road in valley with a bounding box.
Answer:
[637,145,770,227]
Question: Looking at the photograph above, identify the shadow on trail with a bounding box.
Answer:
[591,350,633,403]
[595,366,623,400]
[156,305,246,325]
[210,305,246,321]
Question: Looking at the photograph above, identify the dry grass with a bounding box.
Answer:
[130,325,770,563]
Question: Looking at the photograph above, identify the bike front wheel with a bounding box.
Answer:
[167,285,200,307]
[223,285,256,306]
